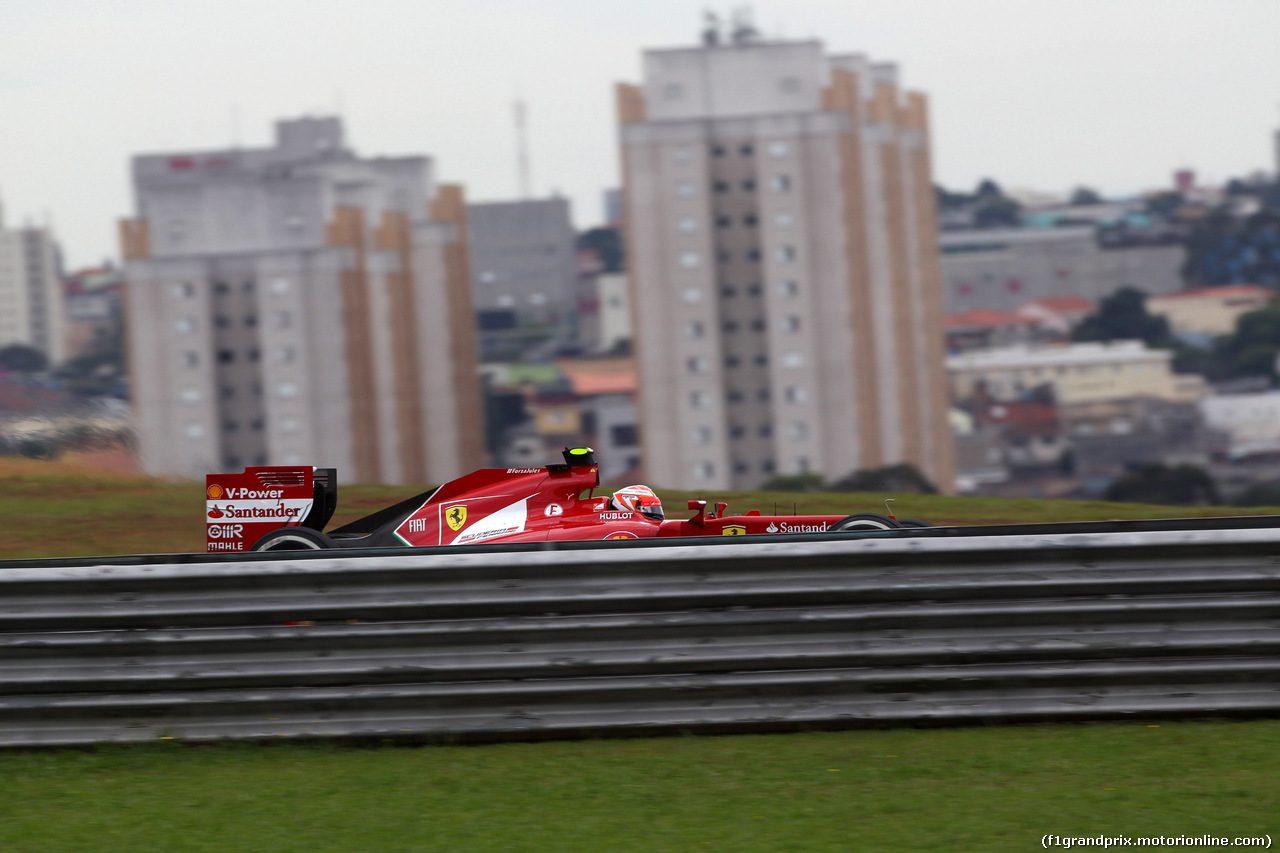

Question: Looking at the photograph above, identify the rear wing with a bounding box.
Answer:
[205,466,337,553]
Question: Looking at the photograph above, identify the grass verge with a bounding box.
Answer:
[0,722,1276,852]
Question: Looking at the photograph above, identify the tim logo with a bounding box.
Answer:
[722,525,747,536]
[446,505,467,532]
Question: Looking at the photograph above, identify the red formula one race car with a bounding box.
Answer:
[205,448,923,553]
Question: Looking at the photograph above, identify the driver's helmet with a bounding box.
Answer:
[610,485,664,521]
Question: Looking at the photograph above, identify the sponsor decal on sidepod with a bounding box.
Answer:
[206,499,313,522]
[765,521,829,534]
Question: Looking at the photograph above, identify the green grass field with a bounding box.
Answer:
[0,723,1276,852]
[2,459,1277,849]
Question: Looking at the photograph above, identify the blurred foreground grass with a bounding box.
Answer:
[2,456,1278,560]
[0,722,1276,852]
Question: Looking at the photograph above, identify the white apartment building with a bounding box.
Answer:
[120,117,484,483]
[947,341,1206,405]
[617,33,954,490]
[0,201,66,365]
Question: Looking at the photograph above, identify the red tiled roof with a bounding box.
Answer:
[944,309,1035,328]
[565,371,636,396]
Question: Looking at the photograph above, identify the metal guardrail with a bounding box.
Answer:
[1,525,1280,746]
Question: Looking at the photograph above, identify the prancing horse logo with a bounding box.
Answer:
[446,505,467,532]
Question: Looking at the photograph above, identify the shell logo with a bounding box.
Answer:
[604,531,638,540]
[207,484,224,499]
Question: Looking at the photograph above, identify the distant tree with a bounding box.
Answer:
[0,344,48,373]
[975,179,1004,199]
[1231,481,1280,507]
[934,184,973,211]
[577,227,624,273]
[1144,191,1185,220]
[1069,186,1102,206]
[829,463,937,494]
[1104,463,1219,506]
[1072,287,1172,348]
[760,472,825,492]
[1204,299,1280,383]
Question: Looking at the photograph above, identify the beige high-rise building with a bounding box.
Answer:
[120,117,483,483]
[0,200,67,366]
[617,32,953,491]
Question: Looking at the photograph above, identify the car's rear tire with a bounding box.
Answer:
[250,527,334,552]
[829,513,901,532]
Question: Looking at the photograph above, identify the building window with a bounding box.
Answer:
[741,179,756,192]
[785,385,807,403]
[788,421,809,440]
[682,287,702,304]
[759,423,773,437]
[277,346,296,363]
[280,416,300,434]
[270,277,291,295]
[687,356,708,374]
[730,424,746,439]
[756,388,771,402]
[242,280,256,293]
[213,282,230,295]
[278,382,298,398]
[694,462,714,481]
[717,250,732,263]
[174,282,196,299]
[223,420,240,433]
[663,83,685,100]
[734,461,750,474]
[676,180,694,198]
[775,245,796,262]
[712,180,730,193]
[184,423,204,439]
[684,320,704,338]
[785,315,802,332]
[694,426,713,445]
[762,459,776,473]
[722,320,740,333]
[780,280,800,298]
[677,216,697,233]
[215,315,231,329]
[176,317,195,334]
[217,350,235,364]
[672,145,692,162]
[771,174,792,192]
[179,387,201,403]
[746,283,762,296]
[746,249,761,261]
[779,77,802,94]
[727,389,744,403]
[739,143,754,156]
[795,456,810,473]
[754,353,769,366]
[720,284,737,297]
[711,144,727,157]
[690,390,709,409]
[742,213,758,227]
[716,214,733,228]
[782,351,804,369]
[774,212,793,228]
[274,311,293,330]
[183,351,199,368]
[768,140,789,158]
[611,424,639,446]
[750,318,766,332]
[679,251,700,270]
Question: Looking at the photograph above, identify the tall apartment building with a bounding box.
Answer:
[617,34,954,490]
[0,201,67,365]
[120,117,483,483]
[468,197,577,360]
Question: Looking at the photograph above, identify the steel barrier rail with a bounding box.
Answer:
[0,527,1279,746]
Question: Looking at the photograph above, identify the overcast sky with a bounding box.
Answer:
[3,0,1279,269]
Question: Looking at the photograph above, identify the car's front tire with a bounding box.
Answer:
[250,527,334,552]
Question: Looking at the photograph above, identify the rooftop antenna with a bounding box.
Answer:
[514,99,531,199]
[702,10,721,45]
